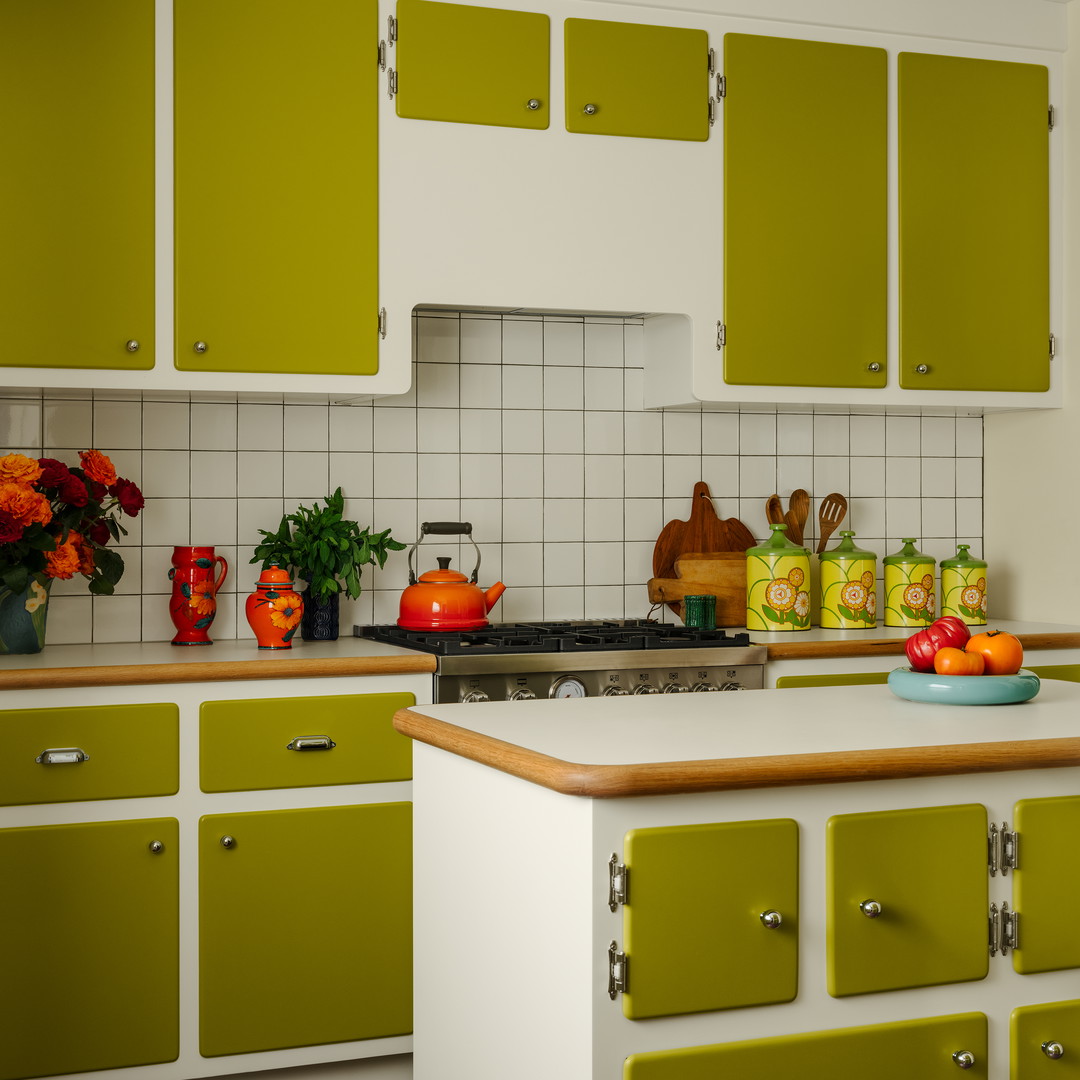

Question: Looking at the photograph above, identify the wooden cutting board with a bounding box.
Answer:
[647,552,747,626]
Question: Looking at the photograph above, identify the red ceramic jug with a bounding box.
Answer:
[169,546,229,645]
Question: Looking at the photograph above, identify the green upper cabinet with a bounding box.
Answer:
[624,1012,988,1080]
[0,818,179,1080]
[1012,796,1080,974]
[0,0,154,371]
[175,0,378,376]
[1011,1000,1080,1079]
[723,34,886,389]
[565,19,710,141]
[826,803,988,997]
[899,52,1049,391]
[395,0,550,129]
[621,818,798,1019]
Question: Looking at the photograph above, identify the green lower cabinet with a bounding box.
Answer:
[1012,796,1080,974]
[775,672,890,688]
[621,818,798,1019]
[624,1012,988,1079]
[0,818,179,1080]
[1011,1000,1080,1079]
[199,803,412,1056]
[827,803,989,996]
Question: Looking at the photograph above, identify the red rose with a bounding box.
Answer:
[0,509,24,543]
[88,521,111,546]
[110,477,144,517]
[58,475,89,507]
[36,458,73,488]
[84,479,107,502]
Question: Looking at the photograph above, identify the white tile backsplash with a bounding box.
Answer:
[4,312,985,641]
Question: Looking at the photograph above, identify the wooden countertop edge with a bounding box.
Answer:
[762,631,1080,661]
[0,653,437,690]
[393,708,1080,798]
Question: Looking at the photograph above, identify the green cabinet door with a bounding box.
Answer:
[1011,1000,1080,1079]
[899,52,1049,391]
[199,803,412,1056]
[0,818,179,1080]
[175,0,378,376]
[565,19,709,141]
[723,34,886,389]
[827,803,988,997]
[621,818,798,1019]
[1012,796,1080,974]
[200,693,414,792]
[0,0,154,371]
[625,1012,987,1080]
[395,0,550,129]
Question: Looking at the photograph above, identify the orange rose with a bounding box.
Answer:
[72,531,95,576]
[44,537,82,579]
[0,454,43,486]
[78,449,117,486]
[0,482,52,527]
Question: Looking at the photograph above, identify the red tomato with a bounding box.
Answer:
[904,616,972,673]
[965,630,1024,676]
[934,647,985,676]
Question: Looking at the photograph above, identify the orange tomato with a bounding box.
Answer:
[965,630,1023,676]
[933,647,985,676]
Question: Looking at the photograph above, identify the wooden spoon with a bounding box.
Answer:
[766,494,785,527]
[816,492,848,553]
[787,489,810,547]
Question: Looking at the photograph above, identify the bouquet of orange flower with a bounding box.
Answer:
[0,450,144,596]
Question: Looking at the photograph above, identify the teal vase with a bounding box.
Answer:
[0,575,52,654]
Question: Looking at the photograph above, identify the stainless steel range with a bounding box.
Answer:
[356,620,766,704]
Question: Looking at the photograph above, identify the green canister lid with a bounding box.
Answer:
[883,538,932,566]
[941,543,987,570]
[747,522,809,555]
[819,530,875,563]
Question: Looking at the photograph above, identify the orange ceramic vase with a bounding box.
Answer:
[169,546,228,645]
[245,564,304,649]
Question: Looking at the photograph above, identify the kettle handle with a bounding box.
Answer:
[408,522,481,585]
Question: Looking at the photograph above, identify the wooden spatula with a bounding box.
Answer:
[816,493,848,553]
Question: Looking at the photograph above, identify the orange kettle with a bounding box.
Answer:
[398,522,506,631]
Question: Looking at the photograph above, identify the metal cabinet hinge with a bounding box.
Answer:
[717,74,727,99]
[387,68,398,99]
[708,98,717,126]
[378,39,388,72]
[716,321,726,349]
[989,901,1020,957]
[607,940,628,999]
[387,15,398,43]
[988,822,1018,876]
[708,48,716,76]
[1049,104,1056,131]
[1049,333,1057,360]
[379,307,388,340]
[608,853,628,911]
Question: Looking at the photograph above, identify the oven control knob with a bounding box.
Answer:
[719,682,744,691]
[632,683,660,695]
[662,682,690,693]
[509,688,536,701]
[461,690,490,703]
[603,686,630,697]
[692,682,720,692]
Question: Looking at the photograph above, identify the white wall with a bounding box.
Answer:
[2,312,984,644]
[984,3,1079,619]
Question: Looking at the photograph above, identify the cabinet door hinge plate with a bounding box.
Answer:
[989,900,1020,957]
[716,321,726,349]
[988,821,1018,876]
[608,853,628,911]
[607,940,628,999]
[708,98,717,126]
[378,307,388,340]
[1049,104,1056,131]
[387,15,398,44]
[717,74,727,99]
[387,68,398,99]
[1049,332,1057,360]
[708,48,716,76]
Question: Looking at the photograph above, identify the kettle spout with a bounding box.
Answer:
[484,581,506,612]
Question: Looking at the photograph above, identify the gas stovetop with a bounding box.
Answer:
[357,619,752,656]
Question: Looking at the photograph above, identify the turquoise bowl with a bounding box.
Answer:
[887,667,1041,706]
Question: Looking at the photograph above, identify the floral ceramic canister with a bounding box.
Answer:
[883,538,936,628]
[940,544,988,625]
[818,531,877,629]
[746,523,811,632]
[245,563,304,649]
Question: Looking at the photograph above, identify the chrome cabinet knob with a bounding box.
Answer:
[220,835,236,849]
[193,340,208,354]
[526,98,541,110]
[867,362,881,373]
[1042,1042,1065,1060]
[759,910,783,930]
[915,363,930,374]
[583,103,598,115]
[148,840,165,854]
[126,339,140,353]
[952,1050,975,1070]
[860,899,883,918]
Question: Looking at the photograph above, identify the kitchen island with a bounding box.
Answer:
[395,682,1080,1080]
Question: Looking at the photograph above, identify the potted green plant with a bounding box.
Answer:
[250,488,404,641]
